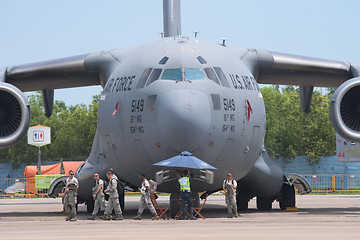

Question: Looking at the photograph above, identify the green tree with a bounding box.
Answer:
[262,86,336,164]
[0,93,100,167]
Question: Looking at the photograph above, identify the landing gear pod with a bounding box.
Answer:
[330,77,360,142]
[0,82,31,148]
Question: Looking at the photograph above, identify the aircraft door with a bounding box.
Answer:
[134,140,152,162]
[105,134,121,169]
[241,126,261,171]
[216,138,233,161]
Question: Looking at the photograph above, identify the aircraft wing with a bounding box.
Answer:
[241,49,360,142]
[2,53,104,92]
[244,50,360,88]
[0,52,108,148]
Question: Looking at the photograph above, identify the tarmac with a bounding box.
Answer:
[0,194,360,240]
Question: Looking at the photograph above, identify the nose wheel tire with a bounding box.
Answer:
[86,199,94,213]
[170,193,180,218]
[256,196,273,211]
[279,184,295,210]
[236,188,249,211]
[120,193,125,212]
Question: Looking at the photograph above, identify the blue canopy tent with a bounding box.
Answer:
[153,151,216,170]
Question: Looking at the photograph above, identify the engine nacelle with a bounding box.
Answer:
[0,82,30,148]
[330,77,360,142]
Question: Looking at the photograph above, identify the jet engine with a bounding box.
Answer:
[330,77,360,142]
[0,82,30,148]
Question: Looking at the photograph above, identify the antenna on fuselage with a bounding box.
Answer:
[163,0,181,37]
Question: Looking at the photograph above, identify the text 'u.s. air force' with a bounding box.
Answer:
[229,74,260,91]
[103,76,136,93]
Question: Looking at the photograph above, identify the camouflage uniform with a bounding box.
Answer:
[92,178,105,216]
[137,179,156,216]
[223,179,238,217]
[104,177,122,220]
[64,177,78,221]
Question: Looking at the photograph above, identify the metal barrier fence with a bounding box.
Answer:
[1,175,360,197]
[0,178,32,197]
[0,178,52,197]
[0,178,143,198]
[302,174,360,192]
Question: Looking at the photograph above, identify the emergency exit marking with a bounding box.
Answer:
[33,131,44,142]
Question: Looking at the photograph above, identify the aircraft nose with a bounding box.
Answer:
[157,89,211,152]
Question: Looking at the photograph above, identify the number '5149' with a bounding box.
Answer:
[131,99,144,112]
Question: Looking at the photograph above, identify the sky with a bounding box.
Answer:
[0,0,359,106]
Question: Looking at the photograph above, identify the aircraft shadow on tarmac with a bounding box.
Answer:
[294,207,360,216]
[0,211,63,218]
[1,203,359,220]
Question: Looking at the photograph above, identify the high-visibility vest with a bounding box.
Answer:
[178,177,190,192]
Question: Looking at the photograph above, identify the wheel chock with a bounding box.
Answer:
[286,207,298,211]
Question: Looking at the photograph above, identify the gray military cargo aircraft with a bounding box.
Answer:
[1,0,359,214]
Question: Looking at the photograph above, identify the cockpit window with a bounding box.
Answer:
[145,68,223,86]
[161,68,182,81]
[146,68,162,86]
[185,68,206,81]
[136,68,152,89]
[204,67,221,85]
[197,56,207,64]
[214,67,230,88]
[159,56,169,65]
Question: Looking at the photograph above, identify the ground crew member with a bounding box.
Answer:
[109,168,118,180]
[63,170,79,221]
[133,173,157,220]
[108,168,125,212]
[178,170,196,220]
[88,173,105,220]
[103,170,123,220]
[149,179,158,198]
[223,172,239,218]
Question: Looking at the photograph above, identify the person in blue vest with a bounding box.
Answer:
[178,170,196,220]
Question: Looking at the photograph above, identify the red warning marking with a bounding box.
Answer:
[112,101,120,116]
[246,99,253,122]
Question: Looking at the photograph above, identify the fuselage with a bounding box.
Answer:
[77,37,267,198]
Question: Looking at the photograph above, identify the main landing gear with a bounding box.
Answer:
[236,182,298,211]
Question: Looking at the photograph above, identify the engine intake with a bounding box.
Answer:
[0,82,30,148]
[330,77,360,142]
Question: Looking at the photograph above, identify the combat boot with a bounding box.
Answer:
[65,215,72,221]
[227,213,233,218]
[234,212,239,218]
[87,215,96,220]
[113,214,123,220]
[103,214,111,221]
[69,217,77,222]
[133,212,142,220]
